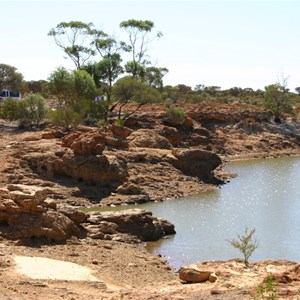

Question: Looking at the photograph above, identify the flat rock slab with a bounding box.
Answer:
[14,256,99,281]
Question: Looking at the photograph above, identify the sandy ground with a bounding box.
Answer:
[14,256,100,282]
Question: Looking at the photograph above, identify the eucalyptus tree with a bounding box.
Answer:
[120,19,162,79]
[88,31,127,101]
[48,21,95,69]
[0,63,24,92]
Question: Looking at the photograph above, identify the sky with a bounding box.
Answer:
[1,0,300,91]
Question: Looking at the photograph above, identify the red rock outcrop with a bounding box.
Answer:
[62,131,106,155]
[0,185,80,242]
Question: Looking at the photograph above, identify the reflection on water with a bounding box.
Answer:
[90,156,300,269]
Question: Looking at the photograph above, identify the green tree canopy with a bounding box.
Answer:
[48,21,95,69]
[25,80,48,95]
[48,67,73,106]
[0,63,24,92]
[120,19,162,79]
[48,67,97,113]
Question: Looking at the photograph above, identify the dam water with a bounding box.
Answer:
[95,156,300,270]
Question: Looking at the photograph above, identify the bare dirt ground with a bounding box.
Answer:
[1,237,299,300]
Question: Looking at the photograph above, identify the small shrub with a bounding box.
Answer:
[24,93,47,126]
[166,107,186,124]
[48,107,82,129]
[0,98,25,121]
[227,227,258,267]
[253,273,278,300]
[0,94,47,128]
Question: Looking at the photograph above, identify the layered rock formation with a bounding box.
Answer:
[0,184,175,243]
[0,184,80,242]
[83,208,175,242]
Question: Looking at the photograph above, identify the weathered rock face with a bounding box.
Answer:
[57,204,88,225]
[58,152,128,187]
[0,185,177,244]
[0,185,80,242]
[171,149,222,180]
[188,104,273,125]
[9,103,299,208]
[83,209,176,242]
[127,129,172,149]
[24,150,128,187]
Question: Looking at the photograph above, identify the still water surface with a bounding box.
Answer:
[97,156,300,269]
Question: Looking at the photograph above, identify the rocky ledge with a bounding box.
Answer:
[0,184,175,243]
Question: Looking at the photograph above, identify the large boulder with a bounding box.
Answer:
[171,149,222,180]
[179,265,214,283]
[127,129,172,149]
[1,210,80,241]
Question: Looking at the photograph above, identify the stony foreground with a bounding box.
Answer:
[1,241,299,299]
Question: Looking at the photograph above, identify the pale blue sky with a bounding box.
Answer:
[1,0,300,91]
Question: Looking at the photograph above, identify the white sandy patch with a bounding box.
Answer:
[14,256,99,281]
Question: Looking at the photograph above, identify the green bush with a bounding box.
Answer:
[24,93,47,126]
[0,94,47,127]
[0,98,25,121]
[48,107,82,129]
[166,107,186,124]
